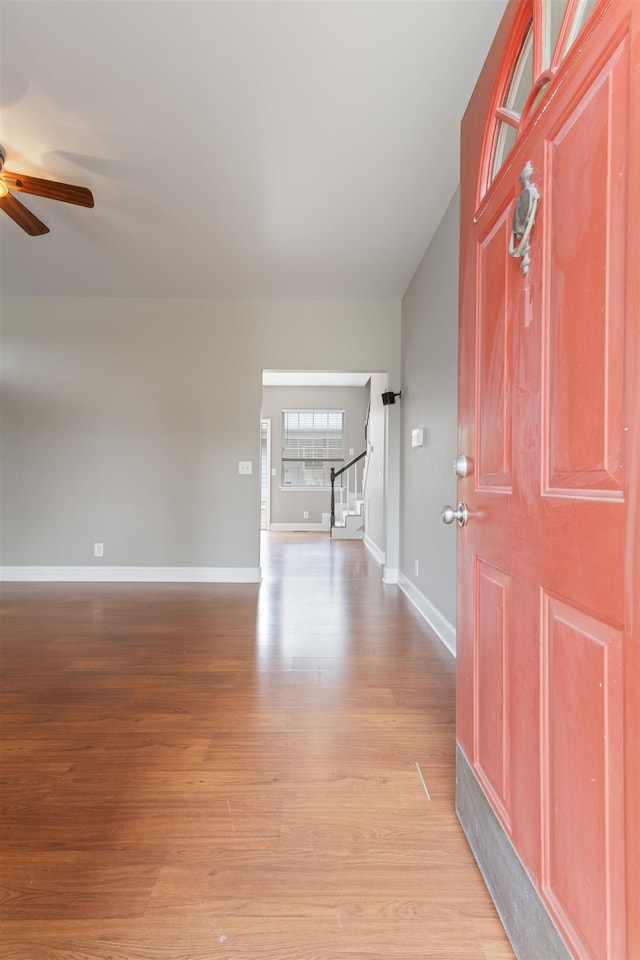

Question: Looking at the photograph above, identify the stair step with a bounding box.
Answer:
[332,525,364,540]
[332,510,364,539]
[336,516,361,527]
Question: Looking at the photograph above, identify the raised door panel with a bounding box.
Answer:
[474,560,512,827]
[541,595,625,959]
[543,36,628,499]
[476,209,513,492]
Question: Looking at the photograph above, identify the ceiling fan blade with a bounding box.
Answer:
[0,192,50,235]
[1,170,94,208]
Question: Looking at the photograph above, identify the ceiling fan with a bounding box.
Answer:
[0,146,94,236]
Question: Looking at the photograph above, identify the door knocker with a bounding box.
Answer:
[509,161,540,276]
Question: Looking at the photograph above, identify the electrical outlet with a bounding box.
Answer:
[94,542,104,558]
[414,558,419,577]
[238,461,252,475]
[303,511,309,519]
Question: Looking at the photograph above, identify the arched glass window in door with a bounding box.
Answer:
[487,0,599,187]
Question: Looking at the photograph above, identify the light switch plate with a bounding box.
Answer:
[238,461,252,475]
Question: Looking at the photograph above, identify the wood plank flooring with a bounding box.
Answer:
[0,533,514,959]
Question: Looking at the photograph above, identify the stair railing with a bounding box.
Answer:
[330,450,367,531]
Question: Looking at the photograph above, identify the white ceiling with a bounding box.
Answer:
[0,0,507,300]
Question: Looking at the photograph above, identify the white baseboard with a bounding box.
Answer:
[269,522,329,532]
[382,567,399,584]
[397,572,456,656]
[0,566,262,584]
[363,534,385,566]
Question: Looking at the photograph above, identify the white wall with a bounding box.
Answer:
[0,297,400,578]
[399,189,460,651]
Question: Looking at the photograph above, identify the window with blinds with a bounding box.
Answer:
[281,409,344,487]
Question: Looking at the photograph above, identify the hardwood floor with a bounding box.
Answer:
[0,533,514,959]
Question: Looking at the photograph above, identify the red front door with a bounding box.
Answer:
[457,2,639,957]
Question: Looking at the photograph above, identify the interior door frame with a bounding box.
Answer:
[261,418,271,532]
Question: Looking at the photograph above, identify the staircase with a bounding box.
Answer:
[332,497,365,539]
[330,401,370,540]
[330,450,368,540]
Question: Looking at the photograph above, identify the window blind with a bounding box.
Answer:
[282,409,344,461]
